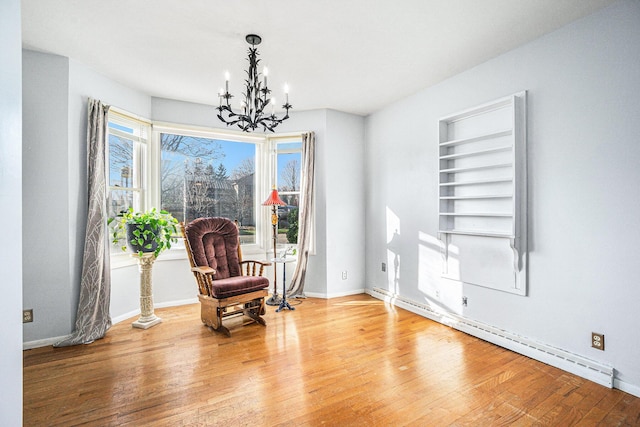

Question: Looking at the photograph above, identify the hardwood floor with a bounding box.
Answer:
[24,294,640,426]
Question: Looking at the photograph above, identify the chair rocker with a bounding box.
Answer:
[182,217,270,336]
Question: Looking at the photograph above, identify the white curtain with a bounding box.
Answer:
[55,98,112,346]
[287,132,315,298]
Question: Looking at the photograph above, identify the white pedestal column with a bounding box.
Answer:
[131,253,162,329]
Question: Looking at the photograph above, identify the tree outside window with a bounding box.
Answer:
[276,141,302,244]
[160,133,257,244]
[107,116,147,220]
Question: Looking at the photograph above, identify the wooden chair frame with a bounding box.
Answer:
[181,220,271,336]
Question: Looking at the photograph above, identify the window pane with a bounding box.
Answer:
[277,142,302,151]
[160,133,256,244]
[277,152,301,192]
[108,189,139,218]
[108,134,134,188]
[276,144,301,244]
[277,200,299,245]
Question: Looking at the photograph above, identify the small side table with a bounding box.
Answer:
[271,257,296,312]
[131,253,162,329]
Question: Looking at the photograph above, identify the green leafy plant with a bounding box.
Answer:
[108,208,179,257]
[286,207,299,243]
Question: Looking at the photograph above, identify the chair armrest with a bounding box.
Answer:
[240,260,271,277]
[190,265,215,297]
[240,260,272,267]
[192,266,216,275]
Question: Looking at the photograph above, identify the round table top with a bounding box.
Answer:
[271,257,297,263]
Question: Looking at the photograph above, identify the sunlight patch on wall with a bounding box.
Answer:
[417,231,443,295]
[386,206,401,294]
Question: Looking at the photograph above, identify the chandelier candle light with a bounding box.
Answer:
[262,187,287,305]
[217,34,292,132]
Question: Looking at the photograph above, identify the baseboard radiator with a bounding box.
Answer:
[367,287,614,388]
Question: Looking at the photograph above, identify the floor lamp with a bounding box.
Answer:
[262,187,286,305]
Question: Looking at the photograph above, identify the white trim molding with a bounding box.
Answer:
[23,297,199,350]
[366,287,617,390]
[614,378,640,399]
[304,288,366,299]
[110,297,199,325]
[23,335,71,351]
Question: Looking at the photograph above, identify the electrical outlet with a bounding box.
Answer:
[341,271,347,280]
[591,332,605,350]
[435,290,440,298]
[23,309,33,323]
[462,296,468,307]
[381,262,386,272]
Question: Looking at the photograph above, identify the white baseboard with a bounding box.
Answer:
[24,297,200,350]
[366,287,617,390]
[110,309,140,326]
[304,288,365,299]
[23,335,71,350]
[614,378,640,398]
[110,297,198,325]
[154,297,198,309]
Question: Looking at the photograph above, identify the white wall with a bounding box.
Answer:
[152,99,365,299]
[325,110,365,297]
[0,0,23,423]
[365,0,640,393]
[22,68,366,342]
[67,59,153,326]
[22,51,72,341]
[22,50,151,343]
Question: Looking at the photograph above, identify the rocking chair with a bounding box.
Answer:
[182,217,270,336]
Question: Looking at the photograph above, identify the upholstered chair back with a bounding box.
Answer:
[183,217,241,280]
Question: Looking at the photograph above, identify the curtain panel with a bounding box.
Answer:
[287,131,315,298]
[55,98,112,347]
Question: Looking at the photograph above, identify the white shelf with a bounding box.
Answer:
[438,229,514,238]
[439,145,512,160]
[438,91,527,296]
[439,194,512,200]
[440,163,512,174]
[439,178,512,187]
[438,129,512,148]
[439,212,512,217]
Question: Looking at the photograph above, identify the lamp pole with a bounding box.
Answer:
[266,204,281,305]
[263,187,286,306]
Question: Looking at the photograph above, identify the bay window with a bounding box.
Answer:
[106,110,306,261]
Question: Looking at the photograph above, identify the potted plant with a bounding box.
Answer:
[108,208,179,257]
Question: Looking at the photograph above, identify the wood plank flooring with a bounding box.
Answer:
[23,294,640,426]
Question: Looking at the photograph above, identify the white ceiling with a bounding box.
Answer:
[21,0,614,117]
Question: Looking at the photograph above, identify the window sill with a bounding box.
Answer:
[110,246,189,269]
[109,243,270,269]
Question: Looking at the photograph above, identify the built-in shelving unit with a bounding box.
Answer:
[438,92,527,295]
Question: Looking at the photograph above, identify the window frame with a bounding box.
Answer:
[107,109,151,212]
[269,136,303,246]
[107,109,152,268]
[106,112,310,267]
[269,134,315,255]
[151,122,269,256]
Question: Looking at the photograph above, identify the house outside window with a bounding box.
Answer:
[159,130,260,245]
[106,110,308,259]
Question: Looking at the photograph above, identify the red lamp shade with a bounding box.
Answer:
[262,188,286,206]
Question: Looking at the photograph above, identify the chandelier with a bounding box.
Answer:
[217,34,292,132]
